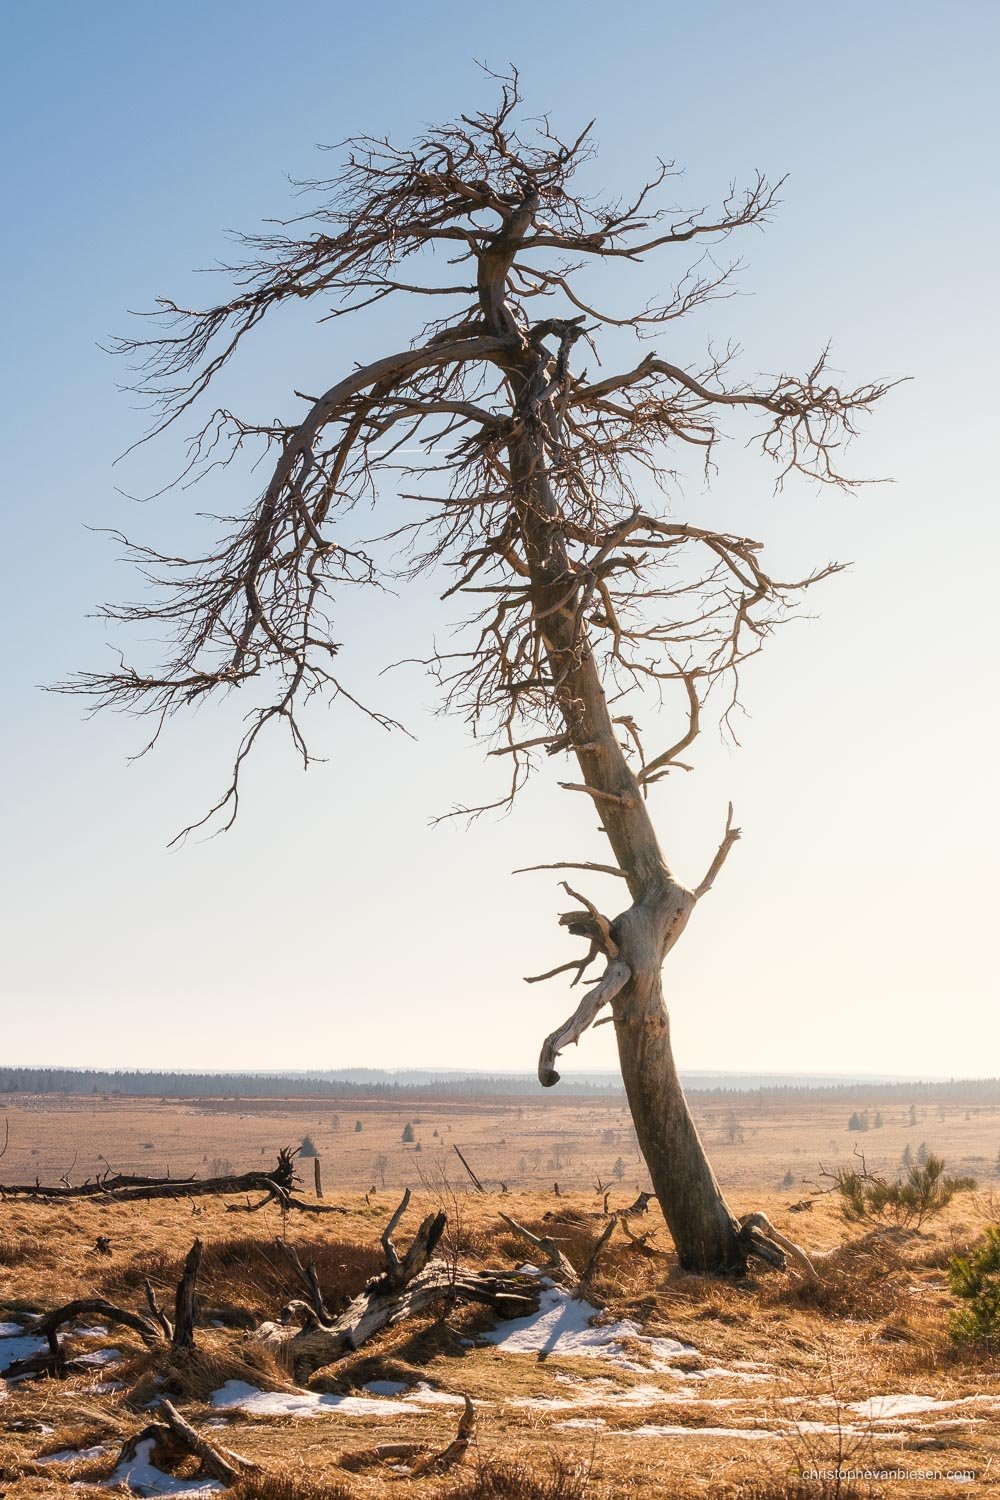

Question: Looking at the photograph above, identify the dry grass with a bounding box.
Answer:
[1,1091,999,1497]
[445,1454,594,1499]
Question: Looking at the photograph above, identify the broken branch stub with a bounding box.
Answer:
[538,958,631,1086]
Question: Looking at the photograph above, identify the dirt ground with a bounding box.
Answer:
[1,1090,999,1498]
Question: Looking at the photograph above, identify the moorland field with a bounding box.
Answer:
[2,1085,999,1498]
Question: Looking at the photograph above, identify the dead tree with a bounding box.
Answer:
[63,73,892,1274]
[259,1191,537,1382]
[1,1149,298,1203]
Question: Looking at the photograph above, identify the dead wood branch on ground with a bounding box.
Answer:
[1,1148,298,1204]
[259,1193,537,1382]
[115,1399,256,1487]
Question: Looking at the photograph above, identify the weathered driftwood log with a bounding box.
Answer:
[738,1211,818,1281]
[4,1296,162,1380]
[29,1297,162,1347]
[355,1395,476,1476]
[1,1148,297,1203]
[274,1237,331,1324]
[224,1184,347,1215]
[172,1237,202,1350]
[259,1194,538,1382]
[499,1212,579,1287]
[115,1400,255,1487]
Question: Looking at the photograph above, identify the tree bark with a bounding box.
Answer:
[479,211,747,1274]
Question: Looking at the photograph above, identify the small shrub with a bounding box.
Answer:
[299,1135,319,1158]
[949,1225,1000,1346]
[401,1122,415,1143]
[833,1154,976,1228]
[354,1120,363,1133]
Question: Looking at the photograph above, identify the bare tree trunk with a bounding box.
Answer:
[613,959,745,1272]
[487,253,747,1270]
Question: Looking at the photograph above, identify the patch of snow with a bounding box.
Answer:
[405,1383,467,1406]
[103,1436,224,1496]
[363,1379,408,1396]
[512,1381,706,1412]
[849,1393,1000,1422]
[0,1332,48,1374]
[74,1324,110,1338]
[76,1347,122,1367]
[624,1423,779,1440]
[37,1444,109,1464]
[556,1417,607,1429]
[0,1321,24,1336]
[479,1280,695,1370]
[211,1378,465,1419]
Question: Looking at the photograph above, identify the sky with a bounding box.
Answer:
[1,1,998,1079]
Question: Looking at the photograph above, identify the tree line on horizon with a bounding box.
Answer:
[1,1066,999,1105]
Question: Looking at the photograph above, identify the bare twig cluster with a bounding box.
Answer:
[61,69,891,841]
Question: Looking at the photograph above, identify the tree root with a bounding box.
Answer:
[738,1211,819,1280]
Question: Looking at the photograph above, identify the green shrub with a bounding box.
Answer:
[949,1226,1000,1345]
[834,1154,976,1228]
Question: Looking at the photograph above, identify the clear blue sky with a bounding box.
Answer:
[2,1,998,1076]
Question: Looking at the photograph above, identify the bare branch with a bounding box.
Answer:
[538,958,631,1086]
[694,802,742,899]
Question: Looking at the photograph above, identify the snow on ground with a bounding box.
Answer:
[76,1346,122,1367]
[849,1393,1000,1421]
[0,1330,49,1374]
[37,1443,109,1464]
[212,1379,467,1419]
[477,1278,694,1371]
[625,1423,780,1440]
[102,1436,223,1496]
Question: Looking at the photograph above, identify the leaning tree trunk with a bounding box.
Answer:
[493,365,744,1272]
[504,426,745,1269]
[549,642,745,1272]
[549,581,744,1270]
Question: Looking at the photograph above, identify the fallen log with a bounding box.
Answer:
[259,1192,538,1382]
[29,1296,162,1348]
[376,1395,476,1475]
[113,1400,256,1488]
[1,1148,297,1203]
[5,1296,162,1381]
[499,1212,579,1287]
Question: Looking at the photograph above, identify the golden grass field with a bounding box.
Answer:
[2,1089,999,1498]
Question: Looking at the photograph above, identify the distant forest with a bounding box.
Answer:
[2,1066,1000,1104]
